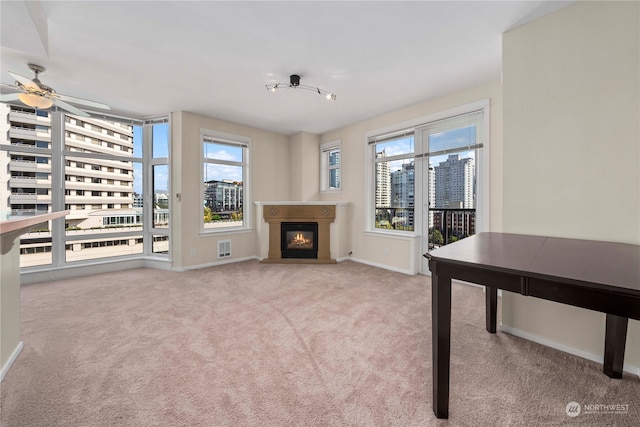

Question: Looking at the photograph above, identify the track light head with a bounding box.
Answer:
[266,74,336,101]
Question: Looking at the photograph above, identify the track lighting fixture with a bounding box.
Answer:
[266,74,336,101]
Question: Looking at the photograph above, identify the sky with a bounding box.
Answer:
[376,125,477,172]
[203,142,243,183]
[132,123,169,195]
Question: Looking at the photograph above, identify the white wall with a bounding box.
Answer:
[319,81,503,273]
[502,0,639,373]
[171,111,291,269]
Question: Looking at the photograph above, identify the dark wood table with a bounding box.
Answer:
[424,232,640,419]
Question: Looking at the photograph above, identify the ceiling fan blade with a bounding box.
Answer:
[0,93,22,102]
[8,71,40,91]
[1,82,21,92]
[51,98,90,117]
[55,93,111,110]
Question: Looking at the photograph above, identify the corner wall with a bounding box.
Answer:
[502,0,640,373]
[290,131,320,201]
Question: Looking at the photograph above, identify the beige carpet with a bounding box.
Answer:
[1,260,638,426]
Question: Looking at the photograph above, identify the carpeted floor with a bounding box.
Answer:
[1,260,638,426]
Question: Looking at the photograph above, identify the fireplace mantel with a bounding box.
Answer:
[255,202,349,264]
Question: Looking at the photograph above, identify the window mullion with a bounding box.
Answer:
[142,123,152,255]
[51,112,66,267]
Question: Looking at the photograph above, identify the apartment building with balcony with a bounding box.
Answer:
[0,103,149,265]
[204,179,243,214]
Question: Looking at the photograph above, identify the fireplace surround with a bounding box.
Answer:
[260,203,337,264]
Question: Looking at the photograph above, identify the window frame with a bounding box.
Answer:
[0,106,171,270]
[365,100,490,238]
[320,139,341,192]
[370,132,416,233]
[200,129,251,235]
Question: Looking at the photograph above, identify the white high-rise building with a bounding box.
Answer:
[0,104,135,218]
[375,149,390,208]
[0,104,144,265]
[434,154,475,208]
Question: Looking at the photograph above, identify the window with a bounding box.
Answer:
[320,140,341,191]
[419,110,485,252]
[369,131,415,231]
[0,106,171,267]
[366,100,489,263]
[201,130,250,232]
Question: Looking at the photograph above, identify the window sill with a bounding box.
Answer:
[199,227,253,237]
[364,229,419,240]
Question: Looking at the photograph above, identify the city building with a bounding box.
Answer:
[434,154,475,209]
[390,161,414,230]
[428,166,435,229]
[431,154,476,243]
[204,179,243,214]
[375,150,390,209]
[328,149,340,189]
[0,104,161,265]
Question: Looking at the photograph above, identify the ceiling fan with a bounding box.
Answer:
[0,63,111,117]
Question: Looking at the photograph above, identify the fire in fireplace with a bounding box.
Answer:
[281,222,318,259]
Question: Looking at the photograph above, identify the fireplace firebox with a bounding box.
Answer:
[281,222,318,259]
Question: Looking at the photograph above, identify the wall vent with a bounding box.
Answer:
[218,240,231,259]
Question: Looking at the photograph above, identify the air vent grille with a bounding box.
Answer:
[218,240,231,259]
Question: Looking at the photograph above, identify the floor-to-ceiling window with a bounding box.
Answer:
[0,104,170,268]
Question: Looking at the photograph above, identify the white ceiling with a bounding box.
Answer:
[1,1,572,136]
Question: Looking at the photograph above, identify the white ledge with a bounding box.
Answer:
[254,201,348,206]
[0,210,69,236]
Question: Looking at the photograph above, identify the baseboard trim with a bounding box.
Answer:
[174,256,258,272]
[1,341,24,382]
[500,325,639,378]
[349,257,416,275]
[21,257,171,285]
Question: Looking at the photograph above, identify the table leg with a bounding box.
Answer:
[431,267,452,419]
[603,314,628,378]
[485,286,497,333]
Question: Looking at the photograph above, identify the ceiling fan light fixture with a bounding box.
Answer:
[266,74,336,101]
[3,64,111,117]
[18,92,53,109]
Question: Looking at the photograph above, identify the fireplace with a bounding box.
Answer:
[260,203,337,264]
[281,222,318,259]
